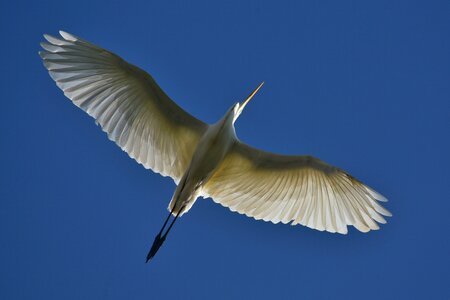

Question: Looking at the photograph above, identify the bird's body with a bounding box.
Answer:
[40,31,391,261]
[170,108,237,215]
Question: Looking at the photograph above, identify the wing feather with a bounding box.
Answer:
[202,141,391,234]
[40,31,208,183]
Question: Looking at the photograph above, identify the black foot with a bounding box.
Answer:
[146,232,166,263]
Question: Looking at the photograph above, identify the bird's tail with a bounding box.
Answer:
[167,174,199,217]
[168,194,196,217]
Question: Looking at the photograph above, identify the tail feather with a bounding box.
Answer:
[168,196,196,217]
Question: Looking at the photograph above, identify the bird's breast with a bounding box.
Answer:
[187,123,235,184]
[169,119,236,215]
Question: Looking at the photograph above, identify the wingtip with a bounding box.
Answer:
[365,186,388,202]
[59,30,77,41]
[384,210,393,218]
[39,41,51,51]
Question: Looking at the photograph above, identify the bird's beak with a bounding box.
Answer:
[238,82,264,115]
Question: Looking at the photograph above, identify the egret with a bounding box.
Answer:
[40,31,391,262]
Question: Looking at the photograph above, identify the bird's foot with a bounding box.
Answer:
[146,232,166,263]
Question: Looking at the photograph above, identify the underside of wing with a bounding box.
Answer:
[202,142,391,234]
[40,31,208,183]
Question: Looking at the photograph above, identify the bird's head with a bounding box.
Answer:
[231,82,264,124]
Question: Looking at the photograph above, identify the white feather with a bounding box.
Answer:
[40,31,207,183]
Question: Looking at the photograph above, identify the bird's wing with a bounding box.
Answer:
[202,141,391,234]
[40,31,208,183]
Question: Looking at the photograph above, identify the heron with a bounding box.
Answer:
[40,31,391,262]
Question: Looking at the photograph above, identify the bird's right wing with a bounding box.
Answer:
[202,141,391,234]
[40,31,208,183]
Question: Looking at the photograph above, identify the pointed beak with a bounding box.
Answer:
[238,81,264,115]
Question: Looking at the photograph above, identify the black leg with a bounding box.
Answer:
[146,206,184,263]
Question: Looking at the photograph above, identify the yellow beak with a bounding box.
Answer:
[238,81,264,115]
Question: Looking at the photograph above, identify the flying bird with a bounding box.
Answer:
[40,31,391,262]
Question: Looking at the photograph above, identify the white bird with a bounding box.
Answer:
[40,31,391,262]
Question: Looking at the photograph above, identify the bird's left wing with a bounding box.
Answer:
[202,141,391,234]
[40,31,208,183]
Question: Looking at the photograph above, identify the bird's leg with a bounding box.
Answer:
[146,205,184,263]
[146,207,174,263]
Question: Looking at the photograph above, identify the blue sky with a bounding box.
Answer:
[1,1,449,299]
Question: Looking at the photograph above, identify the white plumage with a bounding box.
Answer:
[40,31,207,183]
[40,31,391,242]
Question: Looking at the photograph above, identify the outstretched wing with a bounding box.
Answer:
[202,141,391,234]
[40,31,207,183]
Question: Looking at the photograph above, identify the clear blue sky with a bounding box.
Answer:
[1,1,449,299]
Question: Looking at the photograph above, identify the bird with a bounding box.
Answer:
[40,31,391,262]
